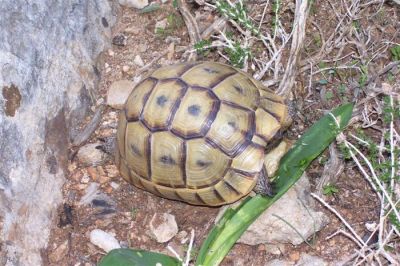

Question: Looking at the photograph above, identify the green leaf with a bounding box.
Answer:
[196,103,354,266]
[99,248,181,266]
[138,3,161,14]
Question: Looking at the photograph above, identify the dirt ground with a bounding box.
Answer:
[46,1,399,265]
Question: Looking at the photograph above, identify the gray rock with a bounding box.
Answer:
[238,174,329,245]
[134,55,145,67]
[48,240,69,263]
[265,259,294,266]
[0,1,115,265]
[119,0,149,9]
[296,253,328,266]
[149,213,178,243]
[106,79,135,109]
[90,229,121,252]
[77,142,109,166]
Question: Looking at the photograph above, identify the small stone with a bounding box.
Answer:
[176,230,188,244]
[68,162,77,172]
[365,221,377,232]
[48,240,69,263]
[112,34,127,46]
[105,67,112,73]
[105,165,119,178]
[134,55,144,67]
[106,79,135,109]
[90,229,121,252]
[104,63,109,68]
[237,174,329,246]
[108,49,115,56]
[265,244,285,255]
[119,0,149,9]
[149,213,178,243]
[98,175,111,184]
[122,65,130,72]
[77,143,108,167]
[81,174,90,184]
[154,18,168,33]
[161,0,168,3]
[288,251,300,262]
[110,182,120,189]
[296,253,328,266]
[87,167,98,181]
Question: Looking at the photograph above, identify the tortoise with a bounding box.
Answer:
[115,62,291,206]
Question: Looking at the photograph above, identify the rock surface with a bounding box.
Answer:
[0,1,115,265]
[296,253,328,266]
[237,174,329,245]
[119,0,149,9]
[149,213,179,243]
[90,229,121,252]
[106,79,136,109]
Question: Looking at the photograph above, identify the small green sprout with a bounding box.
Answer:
[390,45,400,61]
[194,39,212,55]
[224,41,251,68]
[215,0,260,36]
[323,183,339,196]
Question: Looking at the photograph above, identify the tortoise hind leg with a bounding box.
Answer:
[253,166,274,197]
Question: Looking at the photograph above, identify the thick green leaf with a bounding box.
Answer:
[99,248,181,266]
[196,103,354,266]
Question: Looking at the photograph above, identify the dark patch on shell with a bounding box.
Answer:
[160,155,176,165]
[188,104,201,116]
[196,160,212,167]
[156,95,168,107]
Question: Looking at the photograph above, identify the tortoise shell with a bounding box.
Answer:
[115,62,290,206]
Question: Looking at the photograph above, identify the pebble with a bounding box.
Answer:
[48,240,69,263]
[87,167,98,181]
[110,182,120,189]
[105,165,119,178]
[122,65,130,72]
[154,18,168,32]
[90,229,121,252]
[108,49,115,56]
[161,0,168,3]
[288,251,300,262]
[76,143,108,167]
[118,0,149,9]
[81,174,90,184]
[149,213,178,243]
[112,34,127,46]
[106,79,135,109]
[134,55,145,67]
